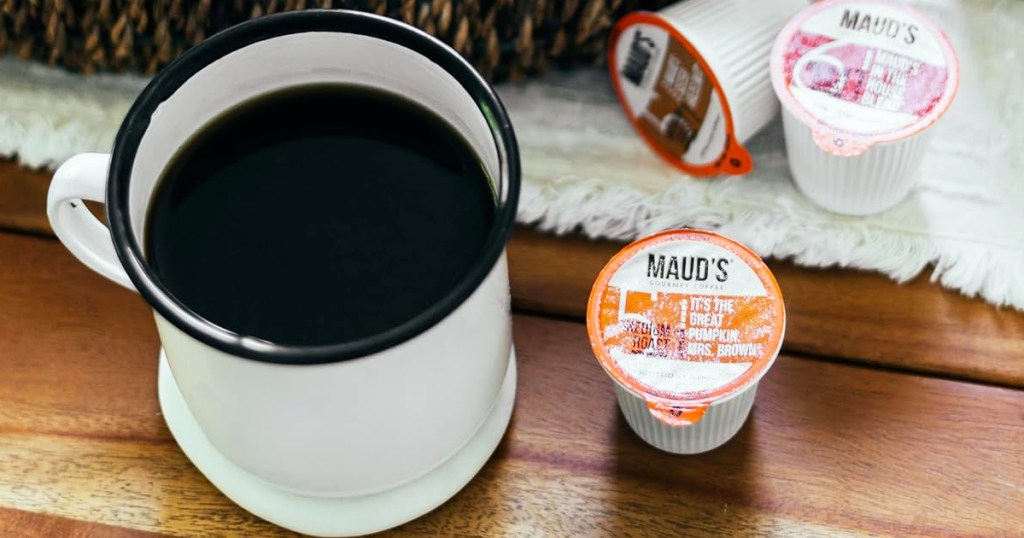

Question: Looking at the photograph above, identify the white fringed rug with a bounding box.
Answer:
[1,0,1021,310]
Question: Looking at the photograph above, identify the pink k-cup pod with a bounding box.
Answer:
[771,0,959,215]
[610,0,808,177]
[587,230,786,454]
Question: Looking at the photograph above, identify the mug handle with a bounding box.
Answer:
[47,153,136,290]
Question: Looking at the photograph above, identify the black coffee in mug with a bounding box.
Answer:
[145,84,495,346]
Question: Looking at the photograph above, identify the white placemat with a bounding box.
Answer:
[1,0,1021,310]
[508,0,1024,311]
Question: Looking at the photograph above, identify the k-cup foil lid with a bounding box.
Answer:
[771,0,959,155]
[609,13,755,176]
[586,230,785,426]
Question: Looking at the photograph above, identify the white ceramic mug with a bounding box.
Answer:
[47,10,520,498]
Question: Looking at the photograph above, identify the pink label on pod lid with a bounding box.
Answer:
[770,0,959,155]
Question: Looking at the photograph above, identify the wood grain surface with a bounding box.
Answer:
[8,158,1024,387]
[509,227,1024,388]
[1,232,1023,537]
[0,160,51,236]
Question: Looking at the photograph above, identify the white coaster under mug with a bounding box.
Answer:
[158,350,517,537]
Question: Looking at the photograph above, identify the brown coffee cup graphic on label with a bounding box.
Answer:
[636,43,714,159]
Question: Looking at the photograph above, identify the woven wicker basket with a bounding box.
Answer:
[0,0,672,81]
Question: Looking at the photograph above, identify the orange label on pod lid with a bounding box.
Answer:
[586,230,785,426]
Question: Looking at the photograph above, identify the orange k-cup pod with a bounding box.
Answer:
[586,230,785,454]
[609,0,808,177]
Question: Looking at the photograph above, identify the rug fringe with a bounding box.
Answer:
[519,175,1024,311]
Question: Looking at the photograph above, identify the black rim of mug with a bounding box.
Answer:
[106,10,521,365]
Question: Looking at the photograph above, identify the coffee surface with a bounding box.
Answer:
[146,84,495,346]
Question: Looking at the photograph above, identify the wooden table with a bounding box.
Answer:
[2,163,1023,536]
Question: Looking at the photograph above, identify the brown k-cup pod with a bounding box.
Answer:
[609,0,808,176]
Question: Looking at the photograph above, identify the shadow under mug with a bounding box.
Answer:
[46,10,520,498]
